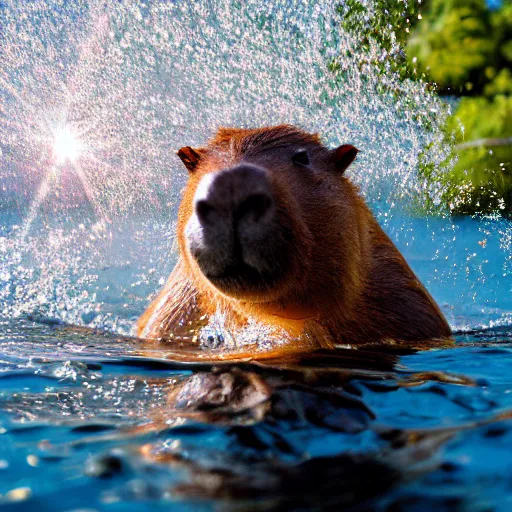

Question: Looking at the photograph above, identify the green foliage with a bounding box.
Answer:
[405,0,512,214]
[426,96,512,215]
[407,0,497,95]
[339,0,417,48]
[338,0,512,215]
[484,68,512,96]
[493,2,512,62]
[338,0,419,78]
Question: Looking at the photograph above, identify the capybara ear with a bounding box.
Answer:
[177,146,204,173]
[333,144,359,173]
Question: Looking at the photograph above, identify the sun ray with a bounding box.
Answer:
[0,73,39,115]
[19,167,58,241]
[71,160,110,223]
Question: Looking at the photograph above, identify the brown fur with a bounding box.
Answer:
[138,125,451,351]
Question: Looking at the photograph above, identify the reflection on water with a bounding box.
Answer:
[1,319,511,510]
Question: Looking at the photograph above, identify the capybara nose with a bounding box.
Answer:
[196,192,272,226]
[186,164,276,277]
[195,164,273,227]
[235,192,273,223]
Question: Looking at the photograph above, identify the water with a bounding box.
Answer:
[1,319,512,510]
[1,0,512,510]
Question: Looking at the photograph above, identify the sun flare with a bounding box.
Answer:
[53,127,83,163]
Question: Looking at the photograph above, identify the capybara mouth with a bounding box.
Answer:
[203,262,282,294]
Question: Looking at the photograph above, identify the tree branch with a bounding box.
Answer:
[456,137,512,150]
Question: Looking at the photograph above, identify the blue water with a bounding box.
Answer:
[1,210,512,511]
[1,320,512,511]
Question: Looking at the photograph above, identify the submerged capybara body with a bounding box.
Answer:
[138,125,451,351]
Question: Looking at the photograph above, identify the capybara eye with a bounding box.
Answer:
[292,149,310,167]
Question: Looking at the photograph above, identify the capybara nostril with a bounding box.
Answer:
[196,199,216,225]
[236,193,273,222]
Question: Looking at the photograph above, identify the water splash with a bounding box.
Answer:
[0,0,510,334]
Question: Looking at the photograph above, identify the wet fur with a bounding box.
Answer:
[138,125,451,349]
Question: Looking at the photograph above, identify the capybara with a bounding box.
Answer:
[138,125,451,352]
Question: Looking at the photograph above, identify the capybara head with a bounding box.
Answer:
[176,125,364,310]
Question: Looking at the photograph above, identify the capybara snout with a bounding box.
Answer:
[186,163,290,295]
[195,164,274,226]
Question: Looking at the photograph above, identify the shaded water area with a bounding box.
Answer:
[1,0,512,510]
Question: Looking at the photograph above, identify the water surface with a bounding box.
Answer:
[1,317,512,511]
